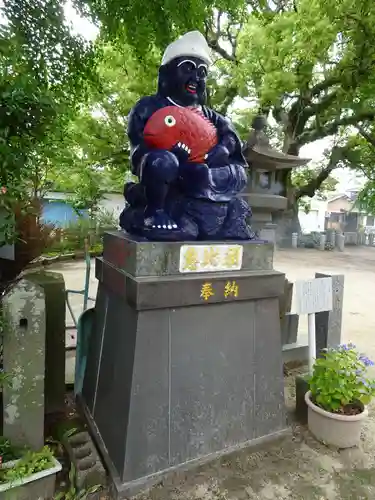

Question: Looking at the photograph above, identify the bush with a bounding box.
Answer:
[309,344,375,414]
[44,210,118,256]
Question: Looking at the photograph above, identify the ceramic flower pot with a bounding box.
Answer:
[305,391,368,448]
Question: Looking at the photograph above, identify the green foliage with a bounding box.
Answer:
[46,211,117,256]
[0,438,24,463]
[345,131,375,215]
[309,344,375,413]
[0,0,97,272]
[54,465,101,500]
[70,0,375,210]
[0,446,55,483]
[3,0,375,240]
[48,43,150,201]
[73,0,244,56]
[293,162,338,209]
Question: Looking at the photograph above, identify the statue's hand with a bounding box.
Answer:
[204,144,230,168]
[171,142,191,165]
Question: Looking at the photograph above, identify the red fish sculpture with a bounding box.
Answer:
[143,106,218,163]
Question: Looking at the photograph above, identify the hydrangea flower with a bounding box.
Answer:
[309,344,375,412]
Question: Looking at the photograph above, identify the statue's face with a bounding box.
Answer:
[164,56,208,106]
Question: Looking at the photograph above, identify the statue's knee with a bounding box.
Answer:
[142,150,179,183]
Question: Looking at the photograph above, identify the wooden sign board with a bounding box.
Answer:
[294,277,333,315]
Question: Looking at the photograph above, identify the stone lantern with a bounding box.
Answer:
[242,116,309,243]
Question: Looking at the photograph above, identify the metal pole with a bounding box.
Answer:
[83,237,90,311]
[308,312,316,374]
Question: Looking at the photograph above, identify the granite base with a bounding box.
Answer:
[81,232,289,497]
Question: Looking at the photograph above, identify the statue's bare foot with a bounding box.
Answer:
[143,209,185,241]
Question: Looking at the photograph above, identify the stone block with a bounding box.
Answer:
[319,233,326,251]
[315,273,344,355]
[336,233,345,251]
[281,313,299,345]
[259,224,277,244]
[2,278,46,450]
[62,431,107,490]
[26,271,66,414]
[102,231,274,277]
[81,232,289,498]
[291,233,298,248]
[344,232,357,245]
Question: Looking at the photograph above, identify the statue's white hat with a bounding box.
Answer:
[161,31,212,66]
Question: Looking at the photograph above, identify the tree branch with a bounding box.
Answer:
[303,90,339,119]
[216,85,239,116]
[207,38,236,62]
[298,111,375,146]
[204,12,237,62]
[295,146,345,200]
[357,125,375,148]
[310,75,342,96]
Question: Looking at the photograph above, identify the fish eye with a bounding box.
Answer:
[164,115,176,127]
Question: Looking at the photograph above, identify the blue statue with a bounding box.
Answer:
[119,31,255,241]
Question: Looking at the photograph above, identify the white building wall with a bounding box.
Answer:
[298,198,327,233]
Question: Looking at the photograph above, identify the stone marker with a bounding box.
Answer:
[279,279,299,345]
[26,271,66,414]
[326,230,335,247]
[292,233,298,248]
[315,273,344,356]
[336,233,345,251]
[3,278,46,450]
[319,233,326,251]
[295,273,344,423]
[281,313,299,345]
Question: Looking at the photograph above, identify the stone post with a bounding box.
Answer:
[328,230,335,247]
[26,272,66,414]
[295,273,345,424]
[315,273,345,355]
[336,233,345,252]
[369,233,374,246]
[319,233,326,251]
[292,233,298,248]
[3,278,46,450]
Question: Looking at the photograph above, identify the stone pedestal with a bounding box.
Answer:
[80,231,288,498]
[241,192,287,244]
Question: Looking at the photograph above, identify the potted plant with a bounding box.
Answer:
[0,445,61,499]
[305,343,375,448]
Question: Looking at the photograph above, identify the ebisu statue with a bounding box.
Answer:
[120,31,256,241]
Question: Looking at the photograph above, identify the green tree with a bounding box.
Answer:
[49,43,158,201]
[0,0,95,284]
[343,126,375,215]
